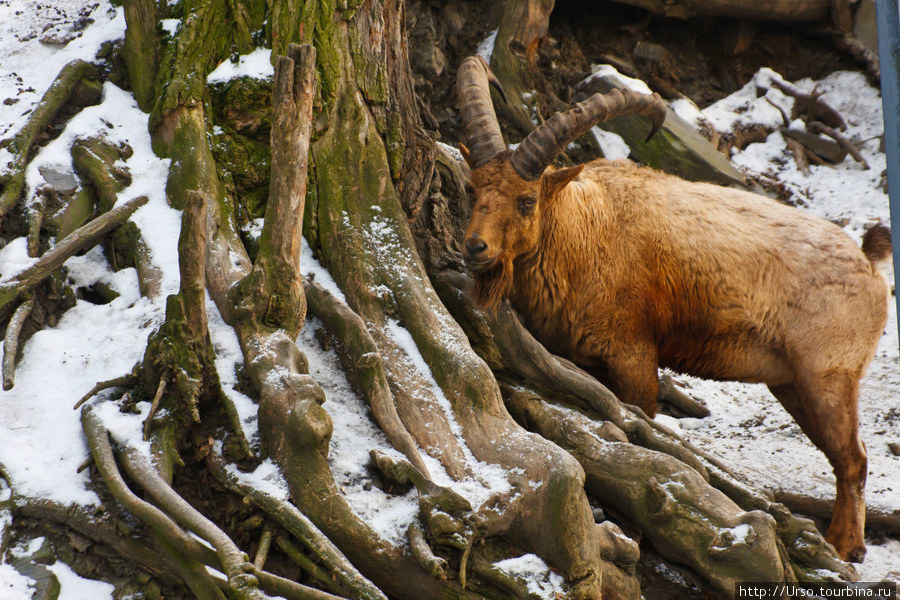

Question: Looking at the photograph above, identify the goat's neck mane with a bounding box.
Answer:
[471,256,514,311]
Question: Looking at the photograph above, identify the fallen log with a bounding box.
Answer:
[0,196,148,317]
[603,0,830,22]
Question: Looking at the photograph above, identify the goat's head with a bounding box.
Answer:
[456,55,667,309]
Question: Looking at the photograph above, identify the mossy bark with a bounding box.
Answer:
[123,0,160,112]
[300,3,609,598]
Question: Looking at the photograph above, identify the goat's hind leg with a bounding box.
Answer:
[770,374,867,563]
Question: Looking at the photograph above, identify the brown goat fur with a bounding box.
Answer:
[463,155,891,563]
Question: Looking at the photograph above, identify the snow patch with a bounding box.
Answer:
[494,554,566,599]
[207,48,274,83]
[476,30,498,63]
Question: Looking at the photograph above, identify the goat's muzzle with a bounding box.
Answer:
[463,234,497,273]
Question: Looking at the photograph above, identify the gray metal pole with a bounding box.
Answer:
[875,0,900,346]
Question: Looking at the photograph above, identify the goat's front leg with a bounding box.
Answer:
[581,337,660,417]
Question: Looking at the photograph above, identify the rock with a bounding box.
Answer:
[38,166,78,194]
[634,41,666,63]
[888,442,900,457]
[575,70,746,186]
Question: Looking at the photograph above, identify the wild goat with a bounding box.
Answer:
[456,55,891,563]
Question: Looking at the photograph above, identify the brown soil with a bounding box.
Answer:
[547,1,860,108]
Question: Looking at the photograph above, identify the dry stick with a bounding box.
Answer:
[0,195,149,315]
[206,451,386,600]
[76,455,93,474]
[2,298,33,390]
[143,376,168,441]
[254,526,274,571]
[304,279,430,476]
[0,59,98,220]
[26,193,46,258]
[275,536,346,597]
[770,80,847,131]
[81,405,227,600]
[73,374,137,410]
[807,121,870,169]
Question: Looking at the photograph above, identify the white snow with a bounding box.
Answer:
[0,80,178,506]
[298,316,420,547]
[0,563,34,599]
[207,48,274,83]
[591,126,632,161]
[208,297,259,446]
[0,0,124,140]
[47,561,115,600]
[476,29,498,63]
[493,553,566,599]
[586,63,654,95]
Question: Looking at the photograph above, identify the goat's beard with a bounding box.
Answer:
[470,256,514,311]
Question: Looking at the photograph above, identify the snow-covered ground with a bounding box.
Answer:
[0,0,897,597]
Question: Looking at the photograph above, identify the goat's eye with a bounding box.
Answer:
[517,196,536,216]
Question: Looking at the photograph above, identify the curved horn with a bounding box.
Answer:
[510,88,668,181]
[457,56,508,167]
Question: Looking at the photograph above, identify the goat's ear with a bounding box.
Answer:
[459,143,474,167]
[541,165,583,201]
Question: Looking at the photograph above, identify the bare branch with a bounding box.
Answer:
[807,121,870,169]
[73,373,137,410]
[143,376,168,441]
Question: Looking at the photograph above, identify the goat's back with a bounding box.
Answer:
[528,160,889,385]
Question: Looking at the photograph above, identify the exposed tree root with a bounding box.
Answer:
[115,443,269,599]
[774,490,900,536]
[81,405,227,599]
[0,59,101,220]
[657,373,710,418]
[206,450,386,600]
[2,297,32,390]
[71,136,163,297]
[0,196,148,317]
[274,535,348,598]
[505,388,785,595]
[303,278,430,476]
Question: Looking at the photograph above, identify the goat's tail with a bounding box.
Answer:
[861,223,893,267]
